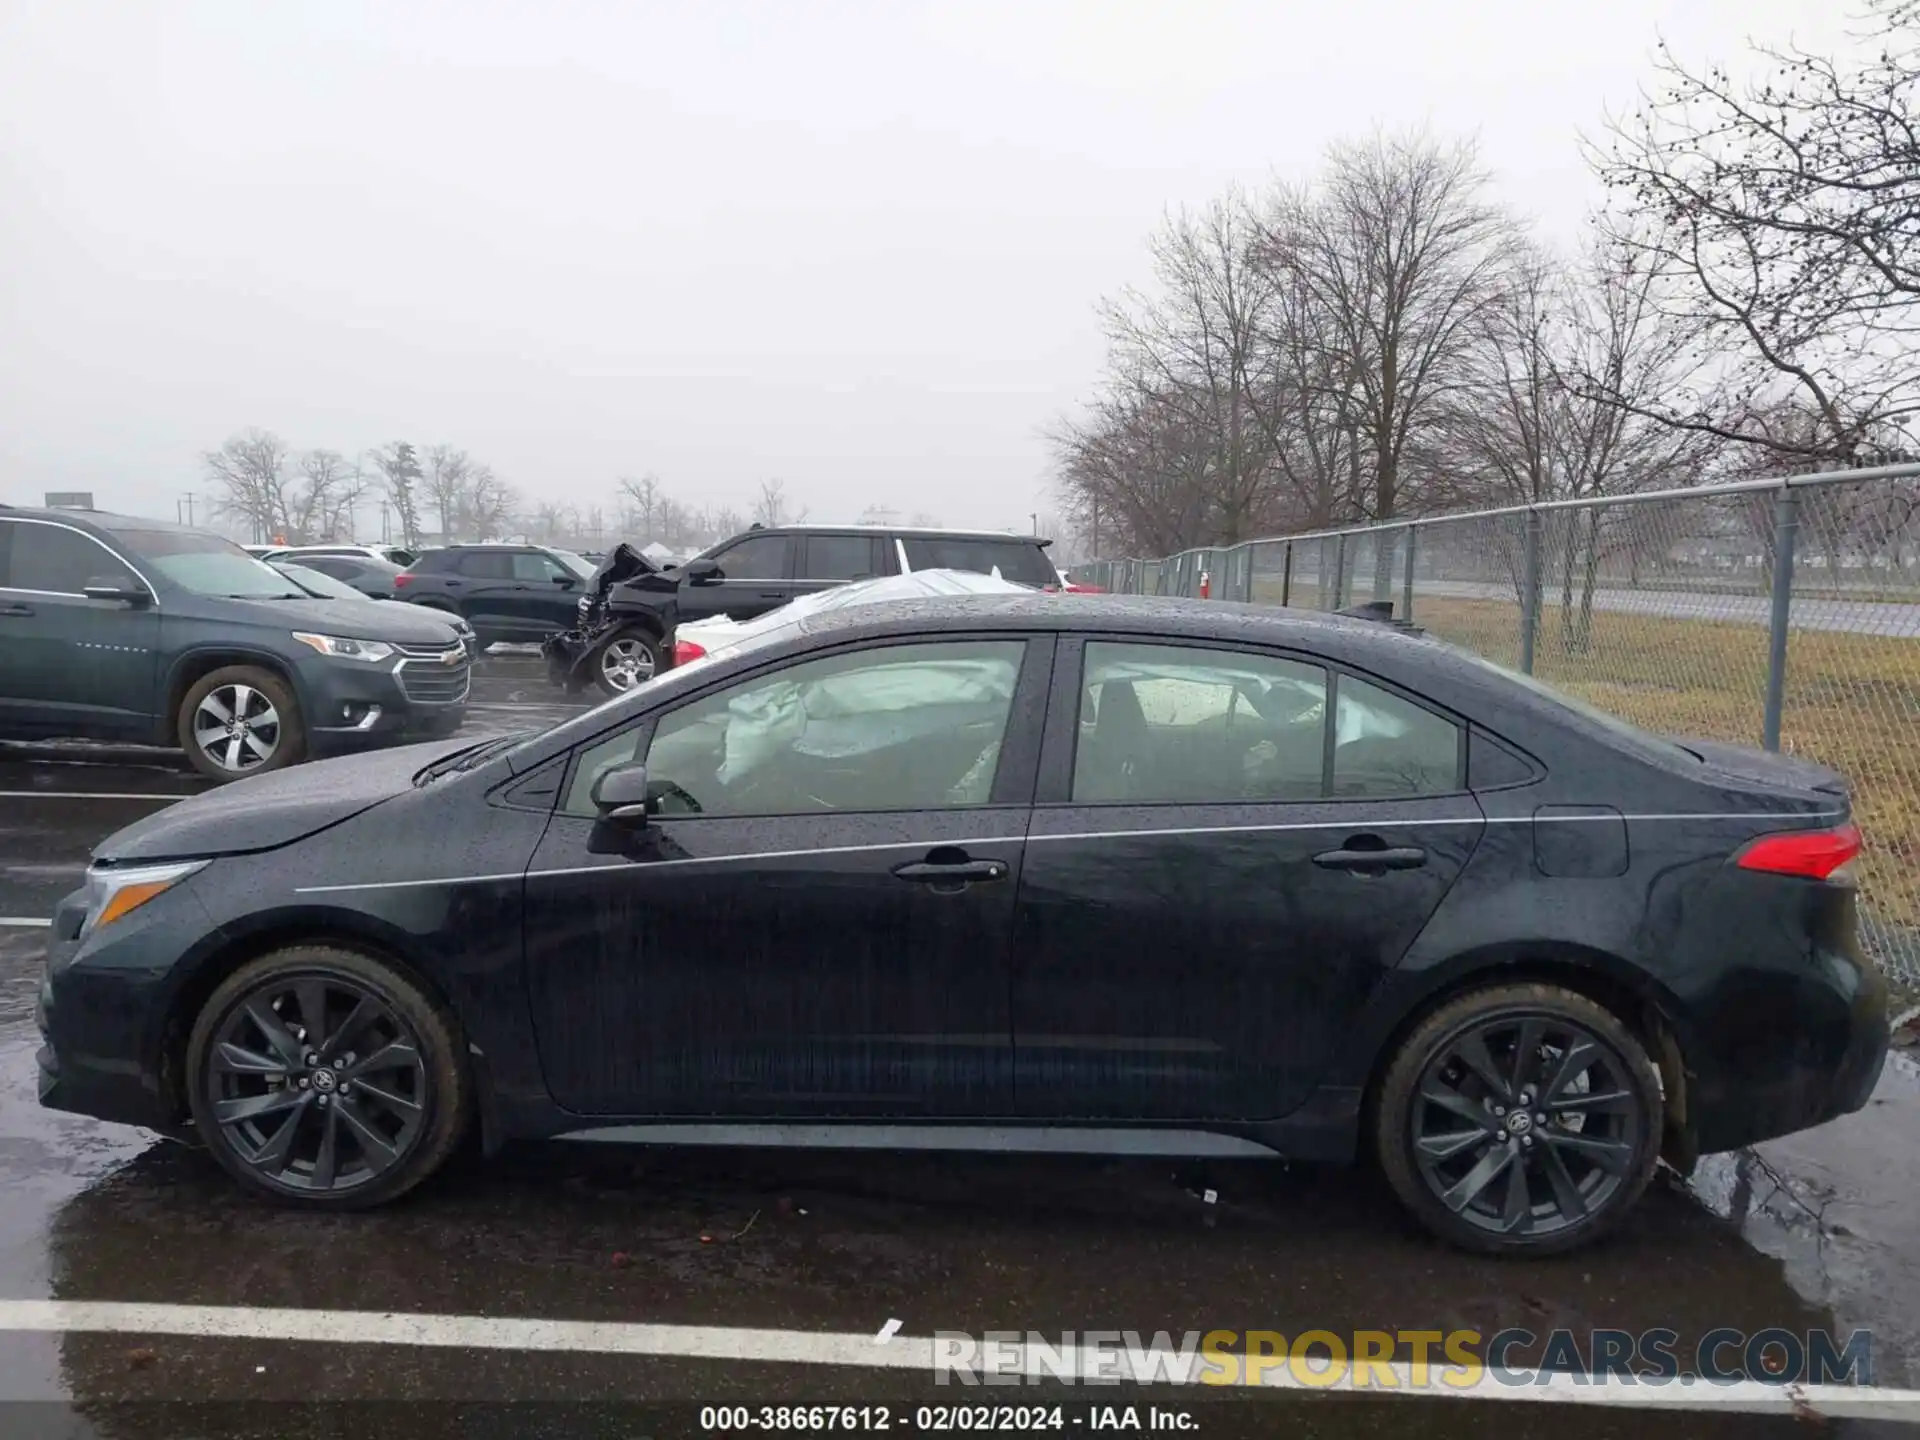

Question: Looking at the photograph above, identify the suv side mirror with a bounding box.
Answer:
[681,558,723,586]
[590,763,651,823]
[551,574,576,588]
[82,576,150,608]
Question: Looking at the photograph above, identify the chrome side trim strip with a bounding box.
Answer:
[290,809,1845,894]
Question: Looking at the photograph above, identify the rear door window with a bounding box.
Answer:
[457,551,515,580]
[1072,641,1464,803]
[901,537,1055,587]
[799,534,885,581]
[5,522,135,595]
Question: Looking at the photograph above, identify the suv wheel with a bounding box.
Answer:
[594,628,660,696]
[178,665,305,781]
[185,945,470,1207]
[1374,983,1662,1255]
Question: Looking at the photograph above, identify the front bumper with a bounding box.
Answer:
[36,886,202,1137]
[301,645,471,754]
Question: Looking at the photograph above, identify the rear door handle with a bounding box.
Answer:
[0,602,33,617]
[1312,844,1427,873]
[892,856,1009,891]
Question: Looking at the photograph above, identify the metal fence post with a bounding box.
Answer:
[1401,524,1417,622]
[1280,541,1293,607]
[1519,508,1543,674]
[1333,534,1348,610]
[1763,484,1800,752]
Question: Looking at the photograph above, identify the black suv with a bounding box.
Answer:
[550,526,1063,691]
[393,544,598,646]
[0,507,474,780]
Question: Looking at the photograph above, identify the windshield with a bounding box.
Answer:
[901,536,1057,587]
[549,548,596,579]
[1448,645,1700,766]
[273,562,368,602]
[115,529,307,599]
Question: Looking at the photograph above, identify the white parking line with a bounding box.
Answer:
[0,918,51,928]
[0,790,187,803]
[0,1301,1911,1418]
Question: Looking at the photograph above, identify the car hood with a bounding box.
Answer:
[94,736,476,863]
[223,596,469,646]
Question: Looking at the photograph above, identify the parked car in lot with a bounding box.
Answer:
[272,561,480,661]
[391,543,596,647]
[37,592,1886,1252]
[545,524,1066,692]
[262,543,418,568]
[275,553,408,600]
[0,505,473,779]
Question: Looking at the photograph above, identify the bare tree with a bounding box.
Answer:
[289,449,364,542]
[368,442,424,548]
[754,479,804,527]
[1098,194,1281,544]
[1276,134,1521,593]
[1590,2,1920,459]
[203,430,292,542]
[422,446,473,540]
[465,464,517,541]
[619,474,662,539]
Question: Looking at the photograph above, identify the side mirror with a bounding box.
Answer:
[552,574,576,588]
[682,558,724,586]
[82,577,150,608]
[590,763,651,823]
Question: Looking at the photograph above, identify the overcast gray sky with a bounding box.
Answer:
[0,0,1855,534]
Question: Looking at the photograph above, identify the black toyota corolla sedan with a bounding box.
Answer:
[36,594,1887,1254]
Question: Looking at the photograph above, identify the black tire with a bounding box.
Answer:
[592,626,662,697]
[1374,982,1662,1256]
[177,665,305,782]
[185,946,470,1209]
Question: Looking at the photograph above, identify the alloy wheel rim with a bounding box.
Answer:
[1409,1011,1642,1238]
[204,973,429,1193]
[601,638,654,690]
[192,684,281,772]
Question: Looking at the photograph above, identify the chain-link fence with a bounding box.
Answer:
[1078,464,1920,997]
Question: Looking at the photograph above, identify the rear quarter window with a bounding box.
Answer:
[901,537,1055,587]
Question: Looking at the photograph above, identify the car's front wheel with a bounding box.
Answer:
[593,627,661,696]
[1374,982,1662,1255]
[185,946,470,1207]
[178,666,305,781]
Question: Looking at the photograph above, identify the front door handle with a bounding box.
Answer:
[892,855,1009,892]
[0,602,33,617]
[1312,842,1427,873]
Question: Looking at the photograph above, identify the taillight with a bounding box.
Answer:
[671,638,707,667]
[1735,822,1861,880]
[393,573,414,589]
[1064,582,1105,594]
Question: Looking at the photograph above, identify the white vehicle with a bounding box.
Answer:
[262,542,417,567]
[668,568,1035,673]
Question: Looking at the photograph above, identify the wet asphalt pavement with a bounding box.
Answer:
[3,656,1919,1437]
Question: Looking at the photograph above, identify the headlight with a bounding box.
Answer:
[80,860,208,938]
[291,632,396,663]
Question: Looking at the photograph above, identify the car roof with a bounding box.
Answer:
[732,525,1047,542]
[1,505,194,535]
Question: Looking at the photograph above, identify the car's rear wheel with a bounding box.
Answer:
[1374,983,1662,1255]
[185,946,470,1208]
[178,666,305,781]
[594,627,660,696]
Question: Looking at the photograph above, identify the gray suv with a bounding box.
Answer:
[0,506,473,780]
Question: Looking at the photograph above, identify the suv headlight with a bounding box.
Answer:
[80,860,208,938]
[292,632,396,663]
